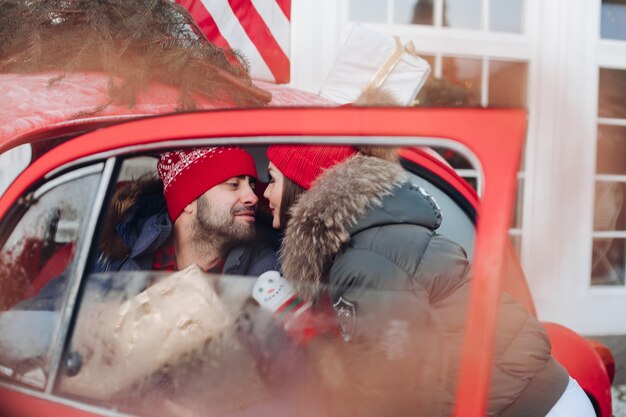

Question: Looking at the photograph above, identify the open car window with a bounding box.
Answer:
[92,146,477,274]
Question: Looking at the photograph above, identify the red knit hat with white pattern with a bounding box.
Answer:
[266,145,357,190]
[157,147,257,221]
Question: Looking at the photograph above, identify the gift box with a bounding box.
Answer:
[61,264,232,399]
[319,24,431,106]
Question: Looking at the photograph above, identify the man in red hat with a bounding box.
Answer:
[15,146,276,313]
[96,146,277,276]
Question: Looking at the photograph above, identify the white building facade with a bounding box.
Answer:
[289,0,626,335]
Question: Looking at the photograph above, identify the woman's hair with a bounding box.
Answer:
[279,176,306,228]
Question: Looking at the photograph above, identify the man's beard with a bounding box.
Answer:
[193,197,256,255]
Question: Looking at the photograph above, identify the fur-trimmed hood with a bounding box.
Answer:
[279,154,442,300]
[99,175,170,261]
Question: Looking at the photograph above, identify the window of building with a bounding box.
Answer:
[591,0,626,286]
[601,0,626,41]
[592,67,626,285]
[349,0,525,33]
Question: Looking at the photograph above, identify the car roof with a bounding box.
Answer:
[0,72,334,156]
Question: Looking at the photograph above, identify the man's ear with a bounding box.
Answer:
[183,200,195,215]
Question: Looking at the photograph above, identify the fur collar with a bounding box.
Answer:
[280,155,407,301]
[99,175,164,260]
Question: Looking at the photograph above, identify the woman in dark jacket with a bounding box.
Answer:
[262,145,595,417]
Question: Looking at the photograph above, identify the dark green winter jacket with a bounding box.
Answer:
[279,154,568,417]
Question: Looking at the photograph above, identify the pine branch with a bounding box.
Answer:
[0,0,272,110]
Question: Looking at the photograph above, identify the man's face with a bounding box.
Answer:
[194,176,258,248]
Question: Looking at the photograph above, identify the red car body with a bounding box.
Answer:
[0,73,614,417]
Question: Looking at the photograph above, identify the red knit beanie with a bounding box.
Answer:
[157,147,257,221]
[266,145,357,190]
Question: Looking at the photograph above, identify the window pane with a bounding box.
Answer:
[0,170,101,388]
[415,77,479,106]
[592,182,626,285]
[421,54,436,71]
[489,60,528,107]
[443,0,482,30]
[415,56,481,106]
[442,56,482,104]
[349,0,388,23]
[594,182,626,232]
[597,125,626,175]
[598,68,626,119]
[401,0,434,25]
[59,269,452,416]
[591,238,625,286]
[601,0,626,41]
[490,0,524,32]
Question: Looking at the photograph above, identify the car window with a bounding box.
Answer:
[57,268,450,417]
[0,166,102,388]
[43,145,481,417]
[96,148,476,267]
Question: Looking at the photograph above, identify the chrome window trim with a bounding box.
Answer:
[35,164,104,199]
[46,136,484,194]
[44,158,116,394]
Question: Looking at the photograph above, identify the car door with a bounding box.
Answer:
[0,107,531,417]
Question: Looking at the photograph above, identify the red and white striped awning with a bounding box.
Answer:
[177,0,291,84]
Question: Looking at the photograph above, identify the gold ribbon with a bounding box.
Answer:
[367,37,420,90]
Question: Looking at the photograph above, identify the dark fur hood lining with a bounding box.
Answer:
[280,155,407,301]
[99,175,164,260]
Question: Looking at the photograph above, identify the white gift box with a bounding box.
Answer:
[319,24,431,106]
[61,264,232,399]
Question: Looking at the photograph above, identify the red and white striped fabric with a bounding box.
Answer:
[177,0,291,84]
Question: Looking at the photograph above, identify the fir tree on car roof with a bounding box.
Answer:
[0,0,271,111]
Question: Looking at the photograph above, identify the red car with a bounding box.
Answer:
[0,73,614,417]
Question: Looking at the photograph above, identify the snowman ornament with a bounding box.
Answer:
[253,271,315,343]
[253,271,295,311]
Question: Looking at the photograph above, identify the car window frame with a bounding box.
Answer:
[43,160,115,394]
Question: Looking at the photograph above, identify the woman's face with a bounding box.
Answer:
[263,161,285,229]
